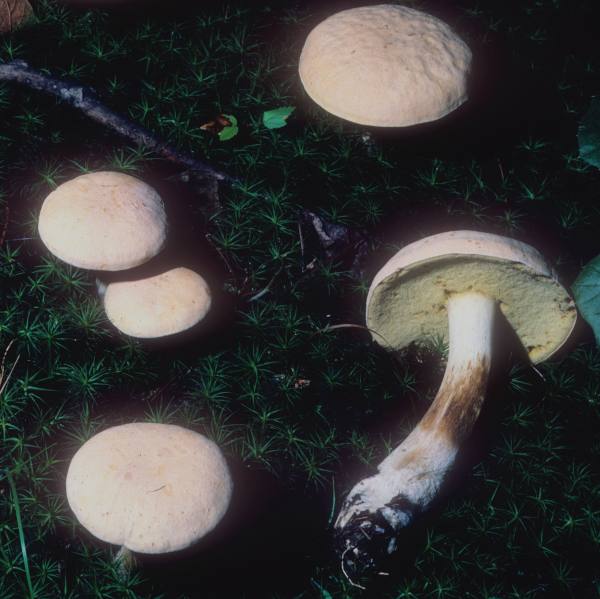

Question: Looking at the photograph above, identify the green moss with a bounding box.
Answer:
[1,0,599,597]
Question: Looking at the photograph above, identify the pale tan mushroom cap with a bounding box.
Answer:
[299,4,472,127]
[366,231,577,363]
[38,171,167,271]
[104,267,211,338]
[66,423,233,554]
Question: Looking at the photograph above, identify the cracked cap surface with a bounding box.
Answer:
[299,4,472,127]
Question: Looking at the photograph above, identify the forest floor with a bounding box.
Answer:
[1,0,600,597]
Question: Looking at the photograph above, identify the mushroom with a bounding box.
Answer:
[66,423,232,566]
[103,266,211,338]
[0,0,33,34]
[38,171,167,271]
[334,230,577,579]
[299,5,472,127]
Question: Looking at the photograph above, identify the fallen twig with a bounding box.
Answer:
[0,59,235,186]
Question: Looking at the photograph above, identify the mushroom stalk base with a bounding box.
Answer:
[115,546,136,580]
[335,292,495,580]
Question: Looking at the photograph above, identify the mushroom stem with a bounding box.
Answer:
[335,291,495,578]
[114,546,135,580]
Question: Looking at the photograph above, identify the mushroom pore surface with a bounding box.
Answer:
[367,231,576,363]
[66,423,232,554]
[299,4,472,126]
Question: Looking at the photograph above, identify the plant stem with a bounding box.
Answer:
[115,545,135,580]
[6,470,35,599]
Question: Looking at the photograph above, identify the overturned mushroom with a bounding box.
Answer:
[299,5,472,127]
[335,230,576,579]
[103,266,211,338]
[38,171,167,271]
[66,423,232,564]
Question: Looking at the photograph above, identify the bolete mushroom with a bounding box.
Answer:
[0,0,33,34]
[66,423,232,564]
[38,171,167,271]
[299,5,472,127]
[103,266,211,338]
[335,230,577,578]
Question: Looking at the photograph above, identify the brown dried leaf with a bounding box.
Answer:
[0,0,33,34]
[293,378,311,389]
[199,114,232,135]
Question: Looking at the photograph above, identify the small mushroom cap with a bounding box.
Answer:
[38,171,167,271]
[367,231,577,363]
[298,5,472,127]
[104,267,211,338]
[66,423,233,554]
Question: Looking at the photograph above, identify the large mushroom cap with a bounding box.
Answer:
[66,423,233,554]
[103,267,211,338]
[366,231,577,363]
[38,171,167,271]
[298,4,472,127]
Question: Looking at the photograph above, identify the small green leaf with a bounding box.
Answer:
[573,254,600,343]
[578,97,600,169]
[262,106,295,129]
[218,114,238,141]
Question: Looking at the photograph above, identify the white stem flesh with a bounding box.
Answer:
[335,292,495,548]
[114,545,135,580]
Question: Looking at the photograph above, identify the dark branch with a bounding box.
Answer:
[0,59,235,186]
